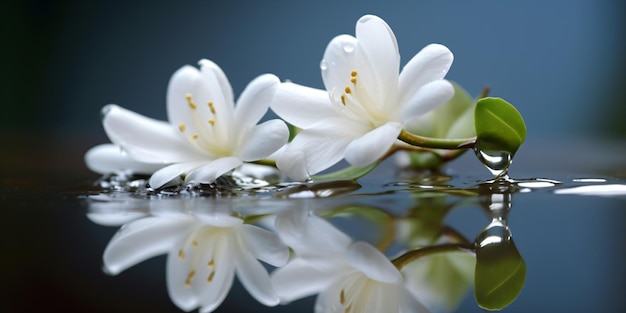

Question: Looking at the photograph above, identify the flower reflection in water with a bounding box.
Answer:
[90,197,289,313]
[86,174,552,312]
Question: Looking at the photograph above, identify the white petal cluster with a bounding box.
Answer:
[270,15,454,180]
[102,204,289,313]
[86,60,289,188]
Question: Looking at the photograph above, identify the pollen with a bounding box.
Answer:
[208,259,214,267]
[344,86,352,94]
[351,70,357,77]
[178,249,185,260]
[340,289,346,305]
[184,270,196,287]
[207,270,215,282]
[192,133,199,140]
[350,77,357,84]
[208,101,216,114]
[341,95,346,105]
[178,123,186,132]
[185,93,197,110]
[208,118,215,126]
[192,241,198,247]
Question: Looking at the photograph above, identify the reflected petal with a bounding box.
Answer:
[104,216,194,275]
[346,242,402,284]
[241,224,289,267]
[234,247,280,306]
[271,258,337,302]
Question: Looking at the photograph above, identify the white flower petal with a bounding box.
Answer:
[235,247,280,306]
[199,59,234,105]
[148,161,207,189]
[355,15,400,106]
[275,209,351,258]
[344,122,402,167]
[276,118,368,180]
[166,65,202,136]
[104,216,194,275]
[321,34,359,93]
[198,59,235,139]
[234,74,279,127]
[238,119,289,161]
[270,82,339,129]
[195,212,243,228]
[196,231,235,313]
[346,241,402,284]
[185,157,242,185]
[402,80,454,121]
[398,44,453,107]
[271,258,338,302]
[84,144,165,174]
[242,224,289,267]
[103,104,207,163]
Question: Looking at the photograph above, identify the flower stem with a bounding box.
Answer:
[397,129,476,150]
[392,243,476,270]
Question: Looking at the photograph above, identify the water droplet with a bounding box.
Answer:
[474,148,512,178]
[320,59,328,71]
[342,43,355,53]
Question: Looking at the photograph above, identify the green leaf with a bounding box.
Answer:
[474,237,526,310]
[474,97,526,156]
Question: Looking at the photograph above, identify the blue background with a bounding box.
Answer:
[3,0,625,143]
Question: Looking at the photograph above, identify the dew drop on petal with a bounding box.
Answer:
[342,43,355,53]
[320,59,328,72]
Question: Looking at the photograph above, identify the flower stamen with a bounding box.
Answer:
[178,123,186,132]
[192,133,199,140]
[344,86,352,94]
[185,93,197,110]
[208,101,216,114]
[341,95,346,105]
[184,270,196,287]
[208,118,215,126]
[207,270,215,283]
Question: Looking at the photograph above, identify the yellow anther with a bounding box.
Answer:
[340,289,346,305]
[208,118,215,126]
[184,270,196,287]
[344,86,351,94]
[207,270,215,282]
[345,304,352,313]
[178,123,186,132]
[178,249,185,260]
[340,95,346,105]
[208,101,216,114]
[351,70,357,77]
[192,241,198,247]
[186,93,197,110]
[350,77,357,84]
[208,259,214,267]
[192,133,199,140]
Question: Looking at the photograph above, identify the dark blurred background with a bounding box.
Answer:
[1,0,625,312]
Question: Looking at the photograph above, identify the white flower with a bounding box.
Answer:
[271,210,428,313]
[271,15,454,180]
[87,59,289,188]
[103,206,289,313]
